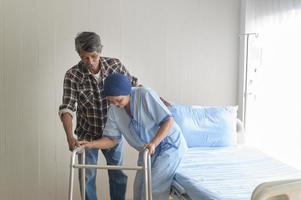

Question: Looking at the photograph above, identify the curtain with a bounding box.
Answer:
[243,0,301,169]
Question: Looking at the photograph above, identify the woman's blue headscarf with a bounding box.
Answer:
[103,73,131,96]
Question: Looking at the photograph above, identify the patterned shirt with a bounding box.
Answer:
[59,57,138,140]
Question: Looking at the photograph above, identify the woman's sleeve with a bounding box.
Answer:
[103,107,123,142]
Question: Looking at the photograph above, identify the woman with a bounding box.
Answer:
[79,73,187,200]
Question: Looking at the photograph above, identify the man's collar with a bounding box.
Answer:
[78,58,102,74]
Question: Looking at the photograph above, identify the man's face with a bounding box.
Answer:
[79,50,100,74]
[107,96,130,108]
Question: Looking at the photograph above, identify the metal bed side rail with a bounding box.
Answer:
[251,178,301,200]
[68,146,152,200]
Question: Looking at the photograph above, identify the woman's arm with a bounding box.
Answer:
[145,117,174,155]
[79,137,118,149]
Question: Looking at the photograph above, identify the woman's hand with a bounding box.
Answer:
[78,140,95,149]
[144,142,157,155]
[144,118,174,156]
[78,137,117,149]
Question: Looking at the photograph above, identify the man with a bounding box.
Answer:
[59,32,138,200]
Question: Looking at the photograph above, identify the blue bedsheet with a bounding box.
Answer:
[173,146,301,200]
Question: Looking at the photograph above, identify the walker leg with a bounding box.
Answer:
[80,150,86,200]
[68,152,77,200]
[144,163,149,200]
[144,149,152,200]
[147,155,152,200]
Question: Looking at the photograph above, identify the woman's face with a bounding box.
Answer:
[107,95,130,108]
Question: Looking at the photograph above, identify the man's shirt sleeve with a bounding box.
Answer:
[58,73,77,118]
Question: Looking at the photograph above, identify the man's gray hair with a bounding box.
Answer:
[75,32,103,54]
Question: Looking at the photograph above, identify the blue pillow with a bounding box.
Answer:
[170,104,238,148]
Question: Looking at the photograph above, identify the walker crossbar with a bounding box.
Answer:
[73,164,143,170]
[68,146,152,200]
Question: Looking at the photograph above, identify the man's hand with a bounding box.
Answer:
[67,136,78,151]
[160,97,171,107]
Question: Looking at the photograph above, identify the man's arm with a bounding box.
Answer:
[61,113,78,151]
[160,97,172,107]
[59,72,78,151]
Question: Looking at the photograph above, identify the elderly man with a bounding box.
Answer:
[59,32,138,200]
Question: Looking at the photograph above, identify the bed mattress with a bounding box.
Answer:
[173,146,301,200]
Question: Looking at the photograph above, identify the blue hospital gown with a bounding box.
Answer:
[103,87,187,200]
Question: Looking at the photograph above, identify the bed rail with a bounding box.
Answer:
[251,178,301,200]
[68,146,152,200]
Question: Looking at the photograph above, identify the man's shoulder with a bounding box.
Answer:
[66,62,80,73]
[101,57,122,69]
[65,63,85,81]
[101,56,120,63]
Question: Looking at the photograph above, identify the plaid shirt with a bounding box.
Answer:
[59,57,138,140]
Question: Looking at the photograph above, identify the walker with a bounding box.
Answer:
[68,146,152,200]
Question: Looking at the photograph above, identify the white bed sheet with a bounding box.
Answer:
[173,146,301,200]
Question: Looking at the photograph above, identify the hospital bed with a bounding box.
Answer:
[170,105,301,200]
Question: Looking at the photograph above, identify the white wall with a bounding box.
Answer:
[0,0,240,199]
